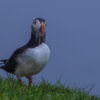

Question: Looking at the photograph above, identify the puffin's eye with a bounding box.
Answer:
[32,20,41,29]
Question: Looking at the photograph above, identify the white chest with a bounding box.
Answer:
[15,43,50,76]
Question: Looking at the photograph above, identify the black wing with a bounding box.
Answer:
[2,46,27,73]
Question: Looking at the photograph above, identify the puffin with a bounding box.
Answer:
[0,18,50,87]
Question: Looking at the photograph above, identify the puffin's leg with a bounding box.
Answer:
[27,76,32,88]
[17,77,24,86]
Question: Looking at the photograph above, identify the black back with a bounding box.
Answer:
[1,31,46,73]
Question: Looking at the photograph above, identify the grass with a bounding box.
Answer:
[0,77,99,100]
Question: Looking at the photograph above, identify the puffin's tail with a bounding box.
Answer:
[0,59,8,70]
[0,59,8,64]
[0,64,7,71]
[0,65,5,69]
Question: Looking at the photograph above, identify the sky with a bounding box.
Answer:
[0,0,100,96]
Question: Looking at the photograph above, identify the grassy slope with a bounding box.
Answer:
[0,77,99,100]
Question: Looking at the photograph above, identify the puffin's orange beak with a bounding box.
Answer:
[42,23,45,36]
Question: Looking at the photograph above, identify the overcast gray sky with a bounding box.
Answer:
[0,0,100,96]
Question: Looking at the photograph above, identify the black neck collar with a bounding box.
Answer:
[25,31,46,48]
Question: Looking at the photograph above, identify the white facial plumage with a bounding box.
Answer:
[32,19,41,31]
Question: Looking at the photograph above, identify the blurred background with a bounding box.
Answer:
[0,0,100,96]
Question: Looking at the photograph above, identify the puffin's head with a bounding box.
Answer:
[31,18,47,37]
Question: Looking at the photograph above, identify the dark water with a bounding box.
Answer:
[0,0,100,96]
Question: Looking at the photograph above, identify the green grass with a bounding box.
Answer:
[0,77,99,100]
